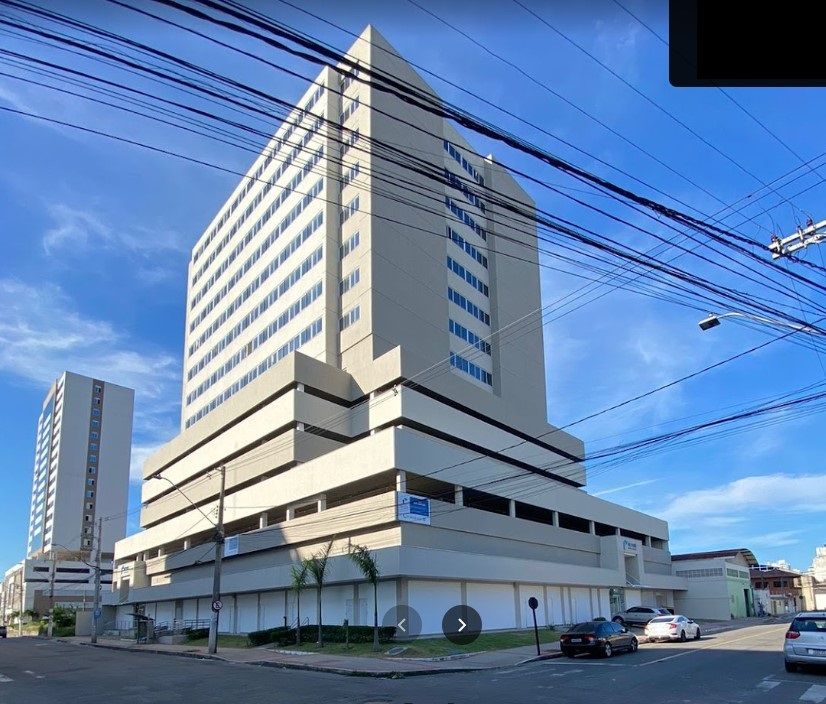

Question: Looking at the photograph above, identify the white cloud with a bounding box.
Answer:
[129,443,165,484]
[655,473,826,526]
[0,278,180,484]
[42,203,189,258]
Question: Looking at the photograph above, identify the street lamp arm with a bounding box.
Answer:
[699,312,822,335]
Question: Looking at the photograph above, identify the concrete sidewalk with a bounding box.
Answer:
[58,616,785,677]
[57,637,561,677]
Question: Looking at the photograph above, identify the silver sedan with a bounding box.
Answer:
[644,614,702,642]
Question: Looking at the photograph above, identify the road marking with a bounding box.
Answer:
[757,680,781,691]
[800,685,826,703]
[546,668,582,677]
[637,626,786,667]
[0,674,12,683]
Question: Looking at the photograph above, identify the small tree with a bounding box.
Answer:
[305,540,334,647]
[290,562,308,645]
[348,543,381,651]
[22,609,39,623]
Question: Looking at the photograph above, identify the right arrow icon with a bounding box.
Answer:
[458,618,467,632]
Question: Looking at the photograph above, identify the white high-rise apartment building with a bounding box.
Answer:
[113,28,686,634]
[0,372,134,623]
[27,371,134,558]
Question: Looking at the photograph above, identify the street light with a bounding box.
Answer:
[698,312,822,335]
[150,468,226,655]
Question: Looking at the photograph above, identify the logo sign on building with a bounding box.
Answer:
[223,535,240,557]
[622,539,638,555]
[397,492,430,525]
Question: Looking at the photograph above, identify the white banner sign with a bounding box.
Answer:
[223,535,240,557]
[397,492,431,525]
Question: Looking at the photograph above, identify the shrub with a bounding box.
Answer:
[185,628,210,641]
[246,624,396,647]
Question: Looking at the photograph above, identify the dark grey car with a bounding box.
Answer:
[560,621,638,658]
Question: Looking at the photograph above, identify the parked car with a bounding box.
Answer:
[560,620,638,658]
[612,606,672,627]
[784,611,826,672]
[645,614,701,642]
[0,625,7,638]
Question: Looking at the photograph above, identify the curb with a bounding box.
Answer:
[69,640,555,678]
[516,652,565,665]
[75,641,224,663]
[246,659,487,678]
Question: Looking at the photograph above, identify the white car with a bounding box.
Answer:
[645,614,701,642]
[784,611,826,672]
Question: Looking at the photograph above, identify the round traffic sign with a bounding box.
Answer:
[528,597,539,610]
[211,599,223,612]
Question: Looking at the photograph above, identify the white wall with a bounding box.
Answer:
[570,587,592,622]
[235,594,258,633]
[467,582,516,631]
[408,580,461,635]
[517,584,544,629]
[260,591,286,629]
[547,586,565,626]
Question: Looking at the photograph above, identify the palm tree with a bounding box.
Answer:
[348,543,381,651]
[289,562,308,646]
[305,540,334,647]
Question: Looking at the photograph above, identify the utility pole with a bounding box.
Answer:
[91,517,102,644]
[46,551,56,638]
[17,571,23,637]
[768,219,826,259]
[207,465,226,655]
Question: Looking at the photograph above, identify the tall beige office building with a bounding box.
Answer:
[113,27,685,634]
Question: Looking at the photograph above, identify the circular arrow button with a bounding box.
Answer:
[442,605,482,645]
[381,605,422,640]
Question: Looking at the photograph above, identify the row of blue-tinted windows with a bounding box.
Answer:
[186,318,324,428]
[445,168,485,212]
[188,211,323,347]
[342,162,360,189]
[449,318,491,356]
[447,256,488,297]
[444,140,484,186]
[192,145,323,302]
[187,281,324,404]
[448,227,488,268]
[193,85,324,264]
[188,246,324,380]
[339,96,360,124]
[446,197,486,241]
[341,196,360,224]
[339,68,359,92]
[340,128,360,158]
[193,117,322,277]
[191,177,324,312]
[450,352,492,386]
[448,287,490,326]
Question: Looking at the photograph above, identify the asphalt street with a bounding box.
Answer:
[0,623,824,704]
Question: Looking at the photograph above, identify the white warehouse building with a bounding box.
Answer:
[112,26,686,635]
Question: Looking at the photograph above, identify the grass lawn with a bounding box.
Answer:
[185,634,252,649]
[283,628,560,658]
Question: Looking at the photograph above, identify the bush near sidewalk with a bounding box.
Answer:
[185,628,210,641]
[246,624,396,647]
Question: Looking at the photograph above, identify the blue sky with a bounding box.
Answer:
[1,0,824,574]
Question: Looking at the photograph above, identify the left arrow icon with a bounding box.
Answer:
[397,618,407,632]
